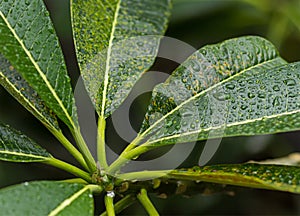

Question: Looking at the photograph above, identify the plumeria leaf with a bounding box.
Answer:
[0,0,78,130]
[0,54,60,132]
[0,181,94,215]
[0,123,51,162]
[135,36,290,150]
[71,0,172,119]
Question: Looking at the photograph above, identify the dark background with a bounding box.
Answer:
[1,0,300,215]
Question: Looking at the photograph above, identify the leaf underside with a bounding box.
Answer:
[0,54,60,131]
[0,181,93,216]
[166,163,300,194]
[0,0,77,129]
[138,36,292,147]
[0,123,51,162]
[72,0,172,119]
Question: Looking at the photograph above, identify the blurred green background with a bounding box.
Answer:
[1,0,300,215]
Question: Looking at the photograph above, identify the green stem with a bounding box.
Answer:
[72,127,97,173]
[100,194,136,216]
[107,145,149,175]
[43,157,92,183]
[97,116,108,170]
[52,129,89,171]
[104,193,115,216]
[137,188,159,216]
[116,170,168,183]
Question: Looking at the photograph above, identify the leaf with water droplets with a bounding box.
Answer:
[0,181,94,215]
[0,54,60,132]
[71,0,172,119]
[0,0,78,130]
[133,36,288,150]
[166,164,300,194]
[0,122,51,162]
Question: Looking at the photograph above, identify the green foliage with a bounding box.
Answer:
[0,0,299,215]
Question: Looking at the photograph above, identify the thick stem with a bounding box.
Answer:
[72,127,97,172]
[43,157,92,183]
[52,129,89,171]
[100,194,136,216]
[104,193,115,216]
[97,116,108,170]
[107,145,149,175]
[137,188,159,216]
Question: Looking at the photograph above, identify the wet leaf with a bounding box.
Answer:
[0,0,78,129]
[71,0,172,119]
[0,181,94,215]
[166,164,300,194]
[0,54,60,132]
[0,123,51,162]
[137,36,289,148]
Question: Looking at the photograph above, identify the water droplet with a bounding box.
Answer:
[247,92,255,99]
[283,78,296,86]
[258,93,266,98]
[213,91,230,101]
[272,96,281,106]
[241,105,248,110]
[225,83,235,90]
[272,85,280,91]
[107,191,115,198]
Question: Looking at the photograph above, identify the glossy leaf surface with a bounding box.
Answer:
[0,54,60,131]
[0,181,94,215]
[0,0,78,129]
[72,0,171,118]
[0,123,51,162]
[137,36,289,147]
[166,164,300,194]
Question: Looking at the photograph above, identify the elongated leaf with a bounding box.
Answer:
[166,164,300,194]
[0,181,94,215]
[0,54,60,132]
[0,0,77,129]
[72,0,172,119]
[118,164,300,194]
[136,36,289,148]
[0,123,51,162]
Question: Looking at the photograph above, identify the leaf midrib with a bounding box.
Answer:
[48,186,90,216]
[138,57,285,143]
[0,11,75,129]
[147,107,299,146]
[0,149,49,160]
[100,0,122,119]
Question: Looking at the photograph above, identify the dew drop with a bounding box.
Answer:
[225,83,235,90]
[241,105,248,110]
[247,92,255,99]
[107,191,115,198]
[272,85,280,91]
[272,96,281,106]
[283,78,296,86]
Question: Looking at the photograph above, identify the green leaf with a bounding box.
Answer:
[136,36,289,148]
[0,54,60,132]
[71,0,172,119]
[0,123,51,162]
[166,164,300,194]
[0,181,94,215]
[0,0,78,129]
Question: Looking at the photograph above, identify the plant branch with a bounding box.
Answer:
[52,129,89,171]
[72,127,97,173]
[137,188,159,216]
[43,157,92,183]
[104,193,115,216]
[97,116,108,170]
[100,194,136,216]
